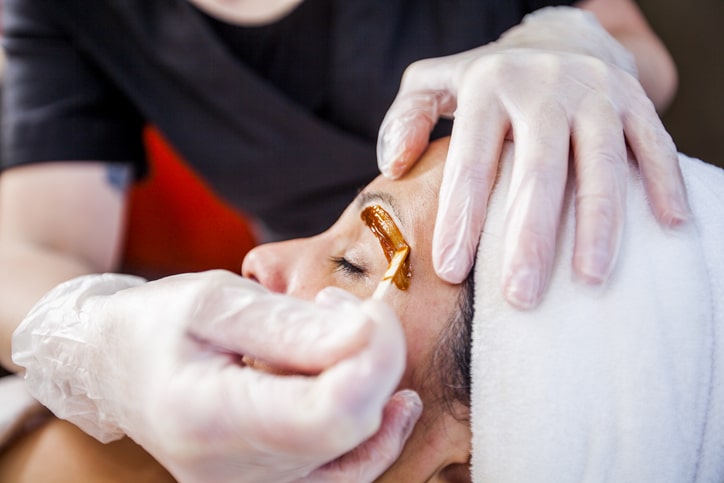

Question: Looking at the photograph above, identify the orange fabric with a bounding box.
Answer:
[122,127,257,277]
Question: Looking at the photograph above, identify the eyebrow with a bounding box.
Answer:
[354,190,408,230]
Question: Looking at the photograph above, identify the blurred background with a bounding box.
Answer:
[0,2,721,167]
[636,0,724,167]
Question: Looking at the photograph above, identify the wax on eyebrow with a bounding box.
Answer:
[360,205,412,290]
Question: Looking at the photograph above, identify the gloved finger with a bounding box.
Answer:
[570,98,627,284]
[622,87,690,226]
[297,390,423,483]
[501,104,570,309]
[377,89,454,179]
[432,96,508,283]
[186,272,373,374]
[314,286,363,307]
[172,298,406,457]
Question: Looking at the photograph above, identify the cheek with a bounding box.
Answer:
[400,315,437,381]
[394,281,458,391]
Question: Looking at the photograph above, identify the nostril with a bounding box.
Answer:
[241,247,263,280]
[241,244,288,293]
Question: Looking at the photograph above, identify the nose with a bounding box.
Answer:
[241,241,293,293]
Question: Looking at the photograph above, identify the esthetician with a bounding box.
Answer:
[0,0,688,480]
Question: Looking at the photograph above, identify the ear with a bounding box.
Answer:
[432,407,472,483]
[437,461,473,483]
[375,404,471,481]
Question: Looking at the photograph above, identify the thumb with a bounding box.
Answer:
[298,390,423,483]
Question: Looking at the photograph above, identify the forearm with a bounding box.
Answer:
[0,244,95,372]
[0,418,175,483]
[599,28,677,112]
[0,162,129,373]
[577,0,678,111]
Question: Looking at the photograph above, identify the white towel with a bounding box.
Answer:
[471,146,724,482]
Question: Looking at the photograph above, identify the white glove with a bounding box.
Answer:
[12,270,421,483]
[377,6,689,308]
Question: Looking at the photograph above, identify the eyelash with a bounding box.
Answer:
[330,256,367,278]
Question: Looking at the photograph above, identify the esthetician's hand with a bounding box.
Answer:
[12,270,421,483]
[377,7,688,308]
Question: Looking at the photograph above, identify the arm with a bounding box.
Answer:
[0,163,129,372]
[576,0,678,111]
[0,419,174,483]
[0,0,141,371]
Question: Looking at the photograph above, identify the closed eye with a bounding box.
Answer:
[330,256,367,279]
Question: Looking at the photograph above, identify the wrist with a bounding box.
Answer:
[495,6,637,77]
[12,273,147,443]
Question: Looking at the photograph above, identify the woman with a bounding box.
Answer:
[6,137,724,482]
[4,139,476,481]
[1,3,690,475]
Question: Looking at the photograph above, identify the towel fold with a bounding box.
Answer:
[471,147,724,482]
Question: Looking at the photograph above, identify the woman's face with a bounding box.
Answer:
[242,139,472,481]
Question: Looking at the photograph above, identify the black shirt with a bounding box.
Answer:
[1,0,574,240]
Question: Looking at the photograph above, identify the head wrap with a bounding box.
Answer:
[471,145,724,482]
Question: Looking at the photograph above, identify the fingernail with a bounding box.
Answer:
[433,250,471,284]
[661,186,692,228]
[396,390,423,441]
[504,267,542,309]
[377,123,404,179]
[662,205,690,229]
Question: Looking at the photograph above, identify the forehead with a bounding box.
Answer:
[351,139,449,288]
[359,138,448,223]
[355,138,457,345]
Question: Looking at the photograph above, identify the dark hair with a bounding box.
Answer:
[428,266,475,419]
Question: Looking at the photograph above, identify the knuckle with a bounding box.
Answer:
[195,269,230,294]
[464,51,513,83]
[577,193,621,227]
[532,98,568,121]
[535,50,565,74]
[184,269,241,313]
[505,50,565,84]
[581,55,610,80]
[400,57,437,87]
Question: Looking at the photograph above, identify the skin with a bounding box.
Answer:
[188,0,304,25]
[576,0,677,110]
[0,0,680,478]
[241,138,471,481]
[0,0,678,371]
[0,139,471,482]
[0,419,175,483]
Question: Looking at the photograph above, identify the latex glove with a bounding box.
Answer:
[377,7,689,308]
[12,270,421,483]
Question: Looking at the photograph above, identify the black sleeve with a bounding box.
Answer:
[1,0,146,174]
